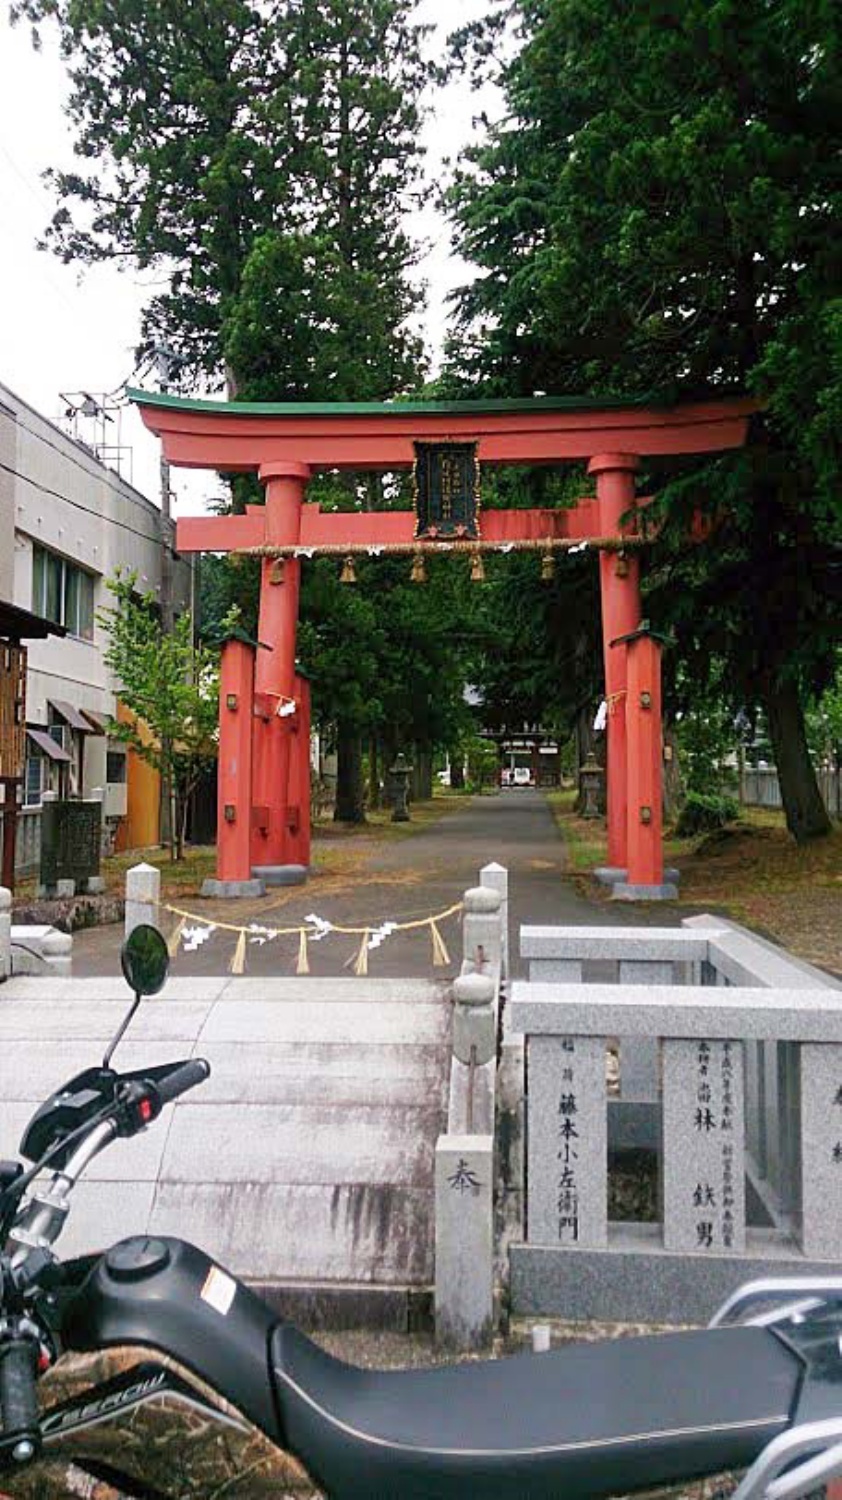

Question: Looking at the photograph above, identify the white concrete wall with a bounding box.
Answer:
[0,380,192,804]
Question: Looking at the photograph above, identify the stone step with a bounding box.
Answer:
[0,976,450,1287]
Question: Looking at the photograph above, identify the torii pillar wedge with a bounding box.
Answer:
[590,453,642,884]
[251,462,310,887]
[202,635,265,899]
[613,626,678,901]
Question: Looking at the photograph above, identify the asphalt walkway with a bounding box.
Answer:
[71,790,682,979]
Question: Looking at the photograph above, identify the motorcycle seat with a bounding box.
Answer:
[272,1322,802,1499]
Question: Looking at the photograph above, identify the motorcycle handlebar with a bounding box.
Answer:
[0,1339,40,1456]
[154,1058,211,1106]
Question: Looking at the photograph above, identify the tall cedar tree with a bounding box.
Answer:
[448,0,842,841]
[13,0,428,396]
[16,0,433,821]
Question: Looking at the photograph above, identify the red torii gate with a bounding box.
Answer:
[130,389,755,899]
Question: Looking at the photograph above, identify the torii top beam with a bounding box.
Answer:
[129,389,755,472]
[128,388,756,554]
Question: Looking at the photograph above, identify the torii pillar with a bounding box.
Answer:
[589,453,642,884]
[612,625,678,900]
[251,462,311,886]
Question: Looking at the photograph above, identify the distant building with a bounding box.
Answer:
[0,380,192,871]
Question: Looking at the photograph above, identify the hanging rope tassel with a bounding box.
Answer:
[430,919,451,967]
[344,930,369,976]
[229,929,247,975]
[296,928,310,975]
[167,915,187,958]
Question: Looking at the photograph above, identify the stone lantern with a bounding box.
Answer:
[579,754,605,819]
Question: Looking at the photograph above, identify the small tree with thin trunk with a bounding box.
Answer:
[98,571,218,860]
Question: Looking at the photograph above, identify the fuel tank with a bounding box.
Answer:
[60,1235,282,1441]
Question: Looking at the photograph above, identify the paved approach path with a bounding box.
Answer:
[2,795,684,1289]
[72,790,682,980]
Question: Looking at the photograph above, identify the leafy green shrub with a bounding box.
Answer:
[676,791,739,837]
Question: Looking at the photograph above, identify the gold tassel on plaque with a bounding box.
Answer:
[430,919,451,968]
[470,549,486,583]
[410,551,427,584]
[615,550,630,578]
[541,549,555,582]
[296,928,310,975]
[229,929,247,975]
[339,555,357,585]
[270,557,285,585]
[167,915,187,958]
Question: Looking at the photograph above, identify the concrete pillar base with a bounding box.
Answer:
[611,881,679,901]
[595,865,680,888]
[251,864,308,887]
[201,878,266,899]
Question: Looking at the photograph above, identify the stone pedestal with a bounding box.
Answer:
[527,1035,607,1248]
[662,1038,745,1254]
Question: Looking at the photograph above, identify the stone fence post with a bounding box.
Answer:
[462,885,502,974]
[435,1134,494,1350]
[0,886,10,981]
[480,862,508,976]
[452,970,496,1069]
[125,862,161,939]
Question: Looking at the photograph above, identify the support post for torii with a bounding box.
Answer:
[201,634,265,899]
[589,453,642,883]
[251,462,310,887]
[612,626,678,901]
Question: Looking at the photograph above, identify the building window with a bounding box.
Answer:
[32,544,95,639]
[106,748,127,784]
[24,750,43,807]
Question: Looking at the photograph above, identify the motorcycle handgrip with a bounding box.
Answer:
[155,1058,211,1106]
[0,1338,40,1447]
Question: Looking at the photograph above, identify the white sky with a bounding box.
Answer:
[0,1,500,515]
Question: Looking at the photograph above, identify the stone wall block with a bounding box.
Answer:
[435,1133,494,1350]
[526,1034,607,1249]
[662,1038,745,1254]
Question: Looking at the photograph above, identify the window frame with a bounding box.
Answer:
[32,543,96,641]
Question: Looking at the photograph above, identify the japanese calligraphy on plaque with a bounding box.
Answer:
[413,442,480,539]
[662,1037,745,1254]
[556,1039,580,1243]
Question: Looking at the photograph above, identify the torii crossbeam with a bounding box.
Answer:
[130,388,755,899]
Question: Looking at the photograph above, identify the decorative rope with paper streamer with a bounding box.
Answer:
[151,898,464,975]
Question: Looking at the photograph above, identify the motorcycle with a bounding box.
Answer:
[3,926,842,1499]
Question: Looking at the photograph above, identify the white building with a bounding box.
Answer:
[0,380,191,869]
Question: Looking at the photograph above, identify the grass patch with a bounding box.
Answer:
[546,789,842,974]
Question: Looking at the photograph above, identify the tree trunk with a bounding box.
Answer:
[449,749,465,789]
[760,675,831,842]
[662,722,683,825]
[334,723,366,823]
[368,738,382,810]
[412,744,433,800]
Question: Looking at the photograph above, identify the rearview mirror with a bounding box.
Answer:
[121,924,170,999]
[104,925,170,1069]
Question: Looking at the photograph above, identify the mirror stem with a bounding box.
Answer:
[103,990,142,1071]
